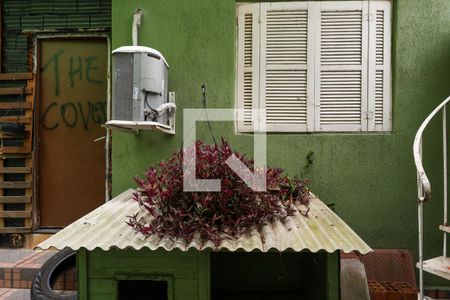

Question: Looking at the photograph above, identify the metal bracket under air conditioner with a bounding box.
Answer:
[105,92,176,135]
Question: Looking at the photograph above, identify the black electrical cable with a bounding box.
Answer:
[143,92,159,121]
[143,91,175,122]
[177,83,219,152]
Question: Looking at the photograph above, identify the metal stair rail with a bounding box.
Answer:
[413,95,450,300]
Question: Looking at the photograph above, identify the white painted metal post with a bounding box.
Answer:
[418,139,424,300]
[132,9,143,46]
[413,97,450,300]
[418,200,424,300]
[444,106,448,258]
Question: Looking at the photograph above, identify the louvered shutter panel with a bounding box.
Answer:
[237,4,259,132]
[260,2,312,132]
[368,1,391,131]
[315,2,368,132]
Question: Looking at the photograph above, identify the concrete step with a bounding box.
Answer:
[0,288,76,300]
[417,256,450,280]
[0,249,57,290]
[0,288,30,300]
[0,249,76,291]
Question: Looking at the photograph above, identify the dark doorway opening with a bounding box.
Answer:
[211,252,327,300]
[118,280,168,300]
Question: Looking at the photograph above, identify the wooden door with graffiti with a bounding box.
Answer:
[38,38,107,227]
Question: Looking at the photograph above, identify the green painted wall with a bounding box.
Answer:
[78,249,210,300]
[2,0,111,72]
[111,0,450,287]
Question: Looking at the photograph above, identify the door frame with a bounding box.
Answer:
[32,33,112,231]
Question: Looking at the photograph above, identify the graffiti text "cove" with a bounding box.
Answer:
[41,101,107,131]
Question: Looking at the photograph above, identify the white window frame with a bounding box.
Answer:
[236,1,392,133]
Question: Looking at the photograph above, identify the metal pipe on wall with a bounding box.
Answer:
[105,36,112,203]
[132,9,143,46]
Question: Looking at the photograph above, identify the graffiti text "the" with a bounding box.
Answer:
[41,49,103,96]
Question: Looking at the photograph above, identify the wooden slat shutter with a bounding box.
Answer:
[260,2,312,132]
[237,4,259,132]
[368,1,391,131]
[315,1,368,132]
[236,1,391,133]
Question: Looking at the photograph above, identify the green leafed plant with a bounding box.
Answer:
[127,139,309,247]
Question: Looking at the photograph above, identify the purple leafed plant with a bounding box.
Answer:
[127,139,309,247]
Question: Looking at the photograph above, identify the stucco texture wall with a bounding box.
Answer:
[112,0,450,286]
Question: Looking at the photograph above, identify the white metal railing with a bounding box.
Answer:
[413,95,450,300]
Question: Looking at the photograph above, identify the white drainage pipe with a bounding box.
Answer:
[132,9,143,46]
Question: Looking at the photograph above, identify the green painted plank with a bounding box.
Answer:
[21,15,44,29]
[174,282,200,299]
[14,66,28,72]
[3,16,21,30]
[100,0,111,13]
[15,36,28,49]
[327,252,340,300]
[89,250,198,278]
[89,248,199,258]
[1,66,17,73]
[2,65,27,73]
[87,293,113,300]
[77,249,88,300]
[3,37,16,49]
[90,14,111,28]
[3,49,27,65]
[198,252,210,300]
[87,278,114,296]
[30,0,54,14]
[15,65,29,72]
[66,14,90,28]
[77,0,101,14]
[89,260,198,271]
[54,0,77,14]
[89,267,198,280]
[4,0,30,16]
[171,279,199,300]
[43,15,67,29]
[88,256,198,268]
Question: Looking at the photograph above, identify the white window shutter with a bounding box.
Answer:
[315,1,368,132]
[236,4,260,132]
[368,1,391,131]
[260,2,311,132]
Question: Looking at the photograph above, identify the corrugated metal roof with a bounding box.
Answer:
[37,189,371,254]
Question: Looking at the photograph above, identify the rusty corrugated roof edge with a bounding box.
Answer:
[36,189,372,254]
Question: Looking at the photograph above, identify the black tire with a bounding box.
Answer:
[31,248,78,300]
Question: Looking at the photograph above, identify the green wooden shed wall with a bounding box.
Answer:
[76,248,340,300]
[77,249,210,300]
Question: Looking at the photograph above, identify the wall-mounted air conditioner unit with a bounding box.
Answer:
[105,46,176,134]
